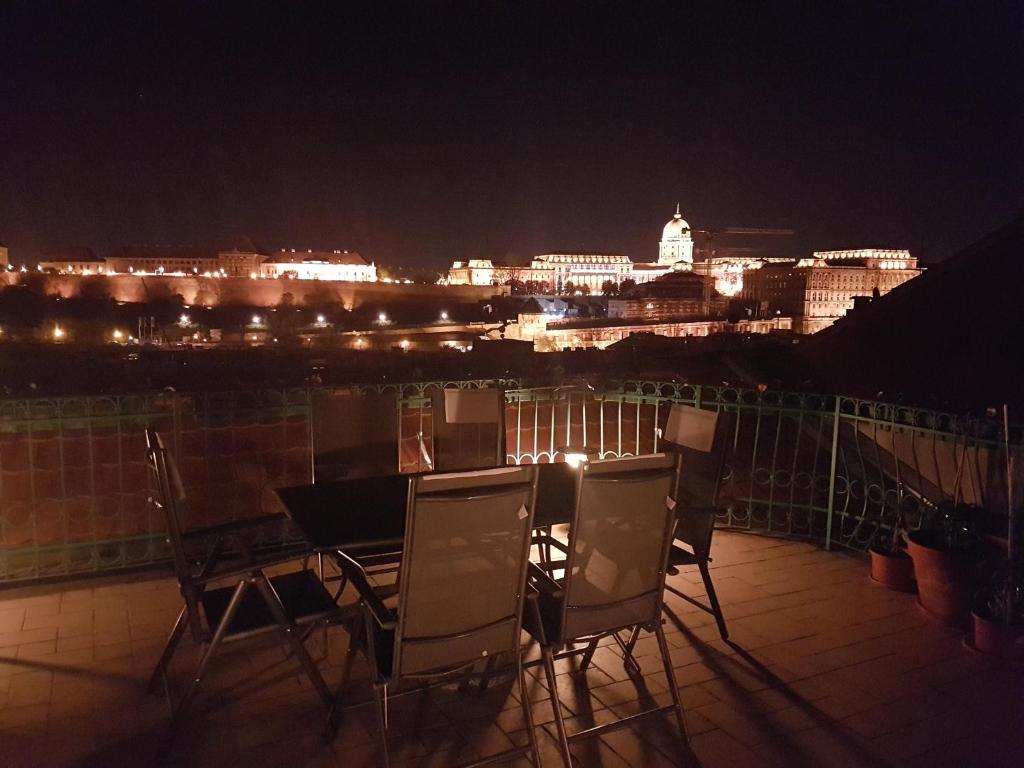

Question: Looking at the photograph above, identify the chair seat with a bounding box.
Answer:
[201,569,337,638]
[668,545,700,568]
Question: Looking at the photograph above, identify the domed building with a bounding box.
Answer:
[658,204,694,265]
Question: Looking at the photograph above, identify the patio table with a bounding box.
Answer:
[275,462,577,556]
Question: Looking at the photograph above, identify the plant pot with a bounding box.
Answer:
[869,548,915,592]
[971,611,1024,661]
[906,532,973,626]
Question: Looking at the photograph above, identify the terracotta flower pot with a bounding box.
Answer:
[906,532,973,626]
[971,611,1024,661]
[869,548,915,592]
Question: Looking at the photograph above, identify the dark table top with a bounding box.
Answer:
[276,462,576,554]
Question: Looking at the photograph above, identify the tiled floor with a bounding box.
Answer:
[2,531,1022,767]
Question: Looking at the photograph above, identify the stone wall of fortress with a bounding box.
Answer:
[0,272,506,307]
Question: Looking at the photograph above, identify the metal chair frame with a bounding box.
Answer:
[524,454,689,767]
[336,466,542,768]
[664,506,729,639]
[144,430,336,723]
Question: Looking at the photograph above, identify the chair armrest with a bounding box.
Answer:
[527,561,564,597]
[334,551,397,629]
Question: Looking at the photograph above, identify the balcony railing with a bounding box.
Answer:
[1,379,1018,583]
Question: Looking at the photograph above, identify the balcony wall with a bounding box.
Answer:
[1,380,1018,583]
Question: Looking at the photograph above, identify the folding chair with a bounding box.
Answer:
[665,507,729,639]
[430,386,507,471]
[659,403,729,638]
[523,453,688,767]
[144,429,338,722]
[337,465,542,768]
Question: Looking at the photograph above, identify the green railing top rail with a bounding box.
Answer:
[0,377,1018,446]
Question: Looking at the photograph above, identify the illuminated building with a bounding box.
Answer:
[608,271,727,320]
[658,204,694,265]
[258,250,377,281]
[503,302,791,351]
[0,243,8,268]
[445,207,694,292]
[530,253,635,292]
[749,249,923,332]
[39,245,376,282]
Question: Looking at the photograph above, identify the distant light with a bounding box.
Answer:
[113,330,123,340]
[179,313,191,326]
[378,312,388,323]
[252,314,262,324]
[316,314,326,324]
[400,339,410,349]
[53,326,65,340]
[250,272,258,279]
[440,311,449,321]
[129,266,134,272]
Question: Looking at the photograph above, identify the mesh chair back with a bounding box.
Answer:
[312,390,399,480]
[393,465,537,677]
[429,387,506,471]
[145,429,192,586]
[676,508,716,557]
[560,453,680,640]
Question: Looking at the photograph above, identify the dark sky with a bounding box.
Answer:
[1,1,1022,269]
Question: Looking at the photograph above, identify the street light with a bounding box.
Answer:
[378,311,388,323]
[179,313,191,326]
[252,314,262,325]
[316,314,326,324]
[440,310,449,321]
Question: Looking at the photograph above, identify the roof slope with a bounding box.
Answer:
[805,213,1024,410]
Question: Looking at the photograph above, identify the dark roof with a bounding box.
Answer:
[805,212,1024,410]
[39,246,101,262]
[621,271,715,300]
[108,245,217,260]
[519,298,545,314]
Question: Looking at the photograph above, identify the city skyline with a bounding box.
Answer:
[2,3,1022,268]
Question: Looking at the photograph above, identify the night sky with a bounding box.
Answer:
[1,1,1022,269]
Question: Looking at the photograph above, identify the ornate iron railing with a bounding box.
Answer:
[1,380,1016,583]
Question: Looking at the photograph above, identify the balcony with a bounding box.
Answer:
[1,380,1022,766]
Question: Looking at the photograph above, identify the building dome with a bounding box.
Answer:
[662,204,690,240]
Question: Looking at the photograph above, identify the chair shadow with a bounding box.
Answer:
[552,641,703,767]
[663,604,891,768]
[0,654,140,682]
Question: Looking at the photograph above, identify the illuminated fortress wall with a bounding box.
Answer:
[0,273,505,308]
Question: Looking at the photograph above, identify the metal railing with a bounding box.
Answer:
[1,380,1017,583]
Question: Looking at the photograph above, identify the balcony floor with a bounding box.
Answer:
[2,531,1022,767]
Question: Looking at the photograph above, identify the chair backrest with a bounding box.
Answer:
[429,387,507,471]
[675,507,717,558]
[312,390,399,480]
[558,453,681,642]
[144,429,192,586]
[393,465,538,677]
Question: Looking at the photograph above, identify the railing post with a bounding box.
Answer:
[824,397,842,551]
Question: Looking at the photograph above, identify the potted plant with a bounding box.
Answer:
[869,497,915,592]
[906,501,983,626]
[970,404,1023,658]
[971,560,1024,660]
